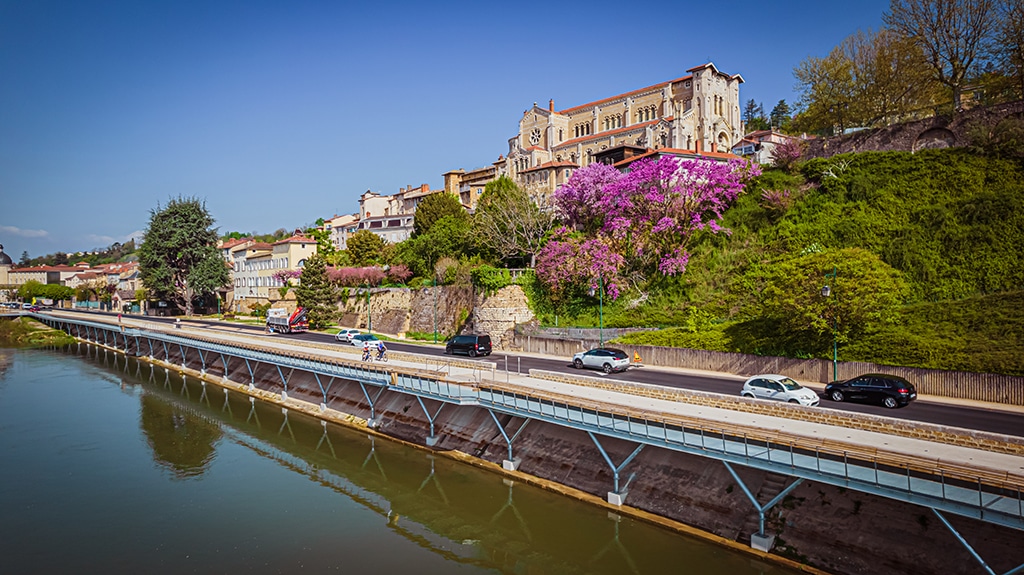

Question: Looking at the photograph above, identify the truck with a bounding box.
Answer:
[265,307,309,334]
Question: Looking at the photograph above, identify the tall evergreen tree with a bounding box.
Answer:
[294,254,336,329]
[770,100,792,130]
[137,196,229,316]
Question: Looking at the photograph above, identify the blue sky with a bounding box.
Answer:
[0,0,891,259]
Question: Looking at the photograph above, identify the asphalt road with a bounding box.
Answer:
[60,309,1024,438]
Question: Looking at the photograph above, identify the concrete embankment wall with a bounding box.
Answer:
[132,338,1021,575]
[57,304,1015,575]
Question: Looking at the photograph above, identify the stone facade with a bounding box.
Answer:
[470,285,534,350]
[506,63,745,205]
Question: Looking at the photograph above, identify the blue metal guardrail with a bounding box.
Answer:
[34,312,1024,537]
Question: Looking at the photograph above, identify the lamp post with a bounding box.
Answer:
[365,283,372,334]
[433,276,438,344]
[820,267,837,382]
[588,276,604,348]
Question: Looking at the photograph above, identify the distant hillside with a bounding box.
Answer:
[602,148,1024,375]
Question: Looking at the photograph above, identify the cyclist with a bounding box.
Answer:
[375,340,388,362]
[362,339,372,362]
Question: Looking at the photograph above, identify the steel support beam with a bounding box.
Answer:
[724,461,804,551]
[588,431,644,505]
[487,410,530,471]
[932,509,1024,575]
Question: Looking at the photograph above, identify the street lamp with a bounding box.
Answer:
[588,276,604,348]
[821,267,837,382]
[365,283,372,334]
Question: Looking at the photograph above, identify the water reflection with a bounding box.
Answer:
[139,394,220,479]
[59,344,797,575]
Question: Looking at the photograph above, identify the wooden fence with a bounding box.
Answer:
[512,334,1024,406]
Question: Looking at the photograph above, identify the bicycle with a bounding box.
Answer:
[375,349,388,363]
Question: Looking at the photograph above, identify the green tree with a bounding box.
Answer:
[346,229,387,267]
[744,248,910,353]
[295,254,336,329]
[474,175,553,266]
[137,196,229,316]
[769,100,791,130]
[989,0,1024,99]
[413,192,467,237]
[19,251,29,266]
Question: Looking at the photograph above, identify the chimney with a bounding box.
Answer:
[711,142,717,153]
[549,99,554,112]
[695,140,702,153]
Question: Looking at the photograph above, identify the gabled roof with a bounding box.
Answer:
[273,235,312,245]
[521,160,579,174]
[558,77,692,115]
[220,237,251,250]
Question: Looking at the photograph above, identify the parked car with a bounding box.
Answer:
[350,333,381,347]
[741,374,819,407]
[445,334,492,357]
[824,374,917,409]
[572,348,630,373]
[335,328,361,343]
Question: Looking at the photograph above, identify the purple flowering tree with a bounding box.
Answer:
[535,229,625,300]
[539,156,758,296]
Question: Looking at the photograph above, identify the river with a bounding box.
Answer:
[0,346,802,574]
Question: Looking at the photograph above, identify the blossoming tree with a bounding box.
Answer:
[539,156,759,299]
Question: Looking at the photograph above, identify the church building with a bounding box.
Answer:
[506,62,744,205]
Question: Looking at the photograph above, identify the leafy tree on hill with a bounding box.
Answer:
[295,254,336,329]
[769,100,791,131]
[413,192,467,237]
[473,175,553,267]
[137,196,229,316]
[346,229,387,267]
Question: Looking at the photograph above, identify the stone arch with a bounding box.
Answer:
[717,131,730,150]
[912,127,956,151]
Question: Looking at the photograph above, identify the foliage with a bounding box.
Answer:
[247,301,272,318]
[739,248,910,354]
[770,138,805,172]
[550,156,759,281]
[553,162,622,233]
[386,264,412,285]
[328,266,386,287]
[793,28,935,134]
[294,254,336,329]
[471,265,513,293]
[536,231,625,301]
[413,192,467,237]
[345,229,387,267]
[474,176,554,266]
[0,317,76,348]
[884,0,996,111]
[16,280,74,302]
[967,115,1024,159]
[137,197,229,316]
[769,100,792,131]
[988,0,1024,100]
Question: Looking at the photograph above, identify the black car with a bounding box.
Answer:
[824,374,917,409]
[445,334,492,357]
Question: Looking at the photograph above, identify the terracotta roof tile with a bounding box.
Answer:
[557,76,693,115]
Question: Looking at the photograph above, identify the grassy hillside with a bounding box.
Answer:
[553,149,1024,375]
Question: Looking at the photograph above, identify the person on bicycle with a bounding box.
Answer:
[362,339,372,361]
[376,340,387,362]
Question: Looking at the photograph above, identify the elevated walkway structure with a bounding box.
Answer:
[24,311,1024,573]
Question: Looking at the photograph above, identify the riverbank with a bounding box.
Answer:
[0,317,76,348]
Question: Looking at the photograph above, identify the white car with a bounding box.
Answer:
[334,328,361,342]
[741,374,819,407]
[572,348,630,373]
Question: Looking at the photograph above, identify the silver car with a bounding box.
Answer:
[334,328,360,342]
[741,374,819,407]
[572,348,630,373]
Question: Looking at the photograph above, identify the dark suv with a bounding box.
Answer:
[445,334,492,357]
[824,374,917,409]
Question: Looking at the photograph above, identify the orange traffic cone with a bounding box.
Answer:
[633,351,643,364]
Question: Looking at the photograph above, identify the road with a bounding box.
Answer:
[59,309,1024,438]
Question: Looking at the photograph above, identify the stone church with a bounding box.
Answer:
[505,62,744,205]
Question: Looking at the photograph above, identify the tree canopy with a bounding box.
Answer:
[345,229,387,267]
[137,197,229,316]
[473,176,553,267]
[295,254,336,329]
[413,192,467,237]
